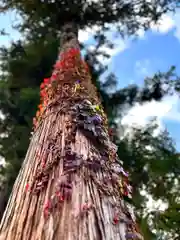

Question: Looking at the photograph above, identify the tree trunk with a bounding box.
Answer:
[0,22,143,240]
[0,184,7,221]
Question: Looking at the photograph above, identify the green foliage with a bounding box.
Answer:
[116,122,180,239]
[0,0,179,41]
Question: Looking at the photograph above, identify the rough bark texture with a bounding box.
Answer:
[0,22,143,240]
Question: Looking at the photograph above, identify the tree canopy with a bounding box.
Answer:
[0,0,180,41]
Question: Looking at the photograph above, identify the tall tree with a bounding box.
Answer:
[0,23,143,239]
[0,35,180,238]
[1,0,180,236]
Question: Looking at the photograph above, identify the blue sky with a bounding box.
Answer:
[1,10,180,151]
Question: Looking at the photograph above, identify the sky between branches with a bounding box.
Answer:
[0,9,180,150]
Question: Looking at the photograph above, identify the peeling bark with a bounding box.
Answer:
[0,22,143,240]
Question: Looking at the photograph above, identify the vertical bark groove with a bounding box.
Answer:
[0,22,143,240]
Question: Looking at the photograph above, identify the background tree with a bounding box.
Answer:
[0,0,180,43]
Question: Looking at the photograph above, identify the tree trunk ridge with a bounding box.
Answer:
[0,22,143,240]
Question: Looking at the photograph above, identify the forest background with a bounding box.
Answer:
[0,1,180,239]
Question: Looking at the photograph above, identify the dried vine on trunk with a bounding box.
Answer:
[0,22,143,240]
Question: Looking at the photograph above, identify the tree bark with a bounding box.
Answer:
[0,22,143,240]
[0,184,7,221]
